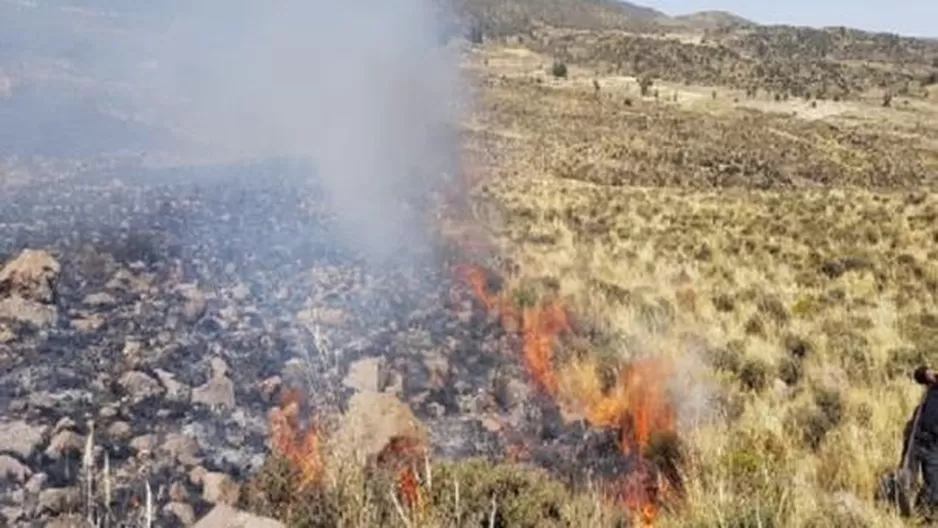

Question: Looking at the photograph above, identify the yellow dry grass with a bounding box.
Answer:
[462,42,938,526]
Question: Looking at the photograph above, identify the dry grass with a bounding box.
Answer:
[457,42,938,526]
[247,34,938,528]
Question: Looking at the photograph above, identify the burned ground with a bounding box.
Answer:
[0,158,643,526]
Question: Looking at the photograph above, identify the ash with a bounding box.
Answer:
[0,157,611,526]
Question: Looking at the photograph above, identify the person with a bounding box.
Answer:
[902,366,938,515]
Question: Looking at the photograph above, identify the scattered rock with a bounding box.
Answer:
[0,420,48,458]
[154,368,192,403]
[201,471,240,505]
[83,292,117,307]
[164,501,197,526]
[0,249,60,304]
[0,454,31,483]
[107,421,133,442]
[343,356,387,393]
[71,313,105,332]
[330,391,427,470]
[37,486,82,515]
[130,434,157,456]
[162,433,202,466]
[192,359,236,410]
[193,503,285,528]
[44,430,84,460]
[117,370,165,403]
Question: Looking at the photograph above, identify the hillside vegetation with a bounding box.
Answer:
[447,2,938,525]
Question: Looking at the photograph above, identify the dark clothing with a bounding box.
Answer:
[902,383,938,514]
[917,385,938,437]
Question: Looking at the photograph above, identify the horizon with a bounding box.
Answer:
[640,0,937,38]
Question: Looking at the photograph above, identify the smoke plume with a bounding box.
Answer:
[2,0,467,262]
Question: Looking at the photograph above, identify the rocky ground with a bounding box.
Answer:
[0,157,623,527]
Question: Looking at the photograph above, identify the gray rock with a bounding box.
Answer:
[193,504,284,528]
[0,454,31,483]
[0,420,48,458]
[164,501,197,526]
[154,369,192,403]
[343,356,388,393]
[37,487,82,514]
[0,506,24,525]
[130,434,157,456]
[0,249,60,327]
[82,292,117,307]
[163,433,202,466]
[192,360,236,410]
[0,249,59,304]
[0,295,57,327]
[117,370,165,403]
[201,472,240,505]
[107,421,133,442]
[25,472,48,493]
[44,430,84,460]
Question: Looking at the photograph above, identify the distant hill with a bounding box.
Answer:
[671,10,754,30]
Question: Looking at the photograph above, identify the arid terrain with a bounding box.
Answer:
[1,1,938,527]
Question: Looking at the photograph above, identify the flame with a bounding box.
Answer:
[268,389,324,490]
[377,435,428,513]
[451,262,678,523]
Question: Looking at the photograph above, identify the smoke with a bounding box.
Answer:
[3,0,468,262]
[145,0,465,261]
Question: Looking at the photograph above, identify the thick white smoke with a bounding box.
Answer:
[117,0,465,261]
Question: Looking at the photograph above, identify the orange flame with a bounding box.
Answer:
[377,435,428,512]
[268,389,324,490]
[451,262,678,523]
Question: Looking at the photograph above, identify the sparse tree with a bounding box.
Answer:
[883,92,893,107]
[551,61,568,79]
[639,75,654,97]
[593,79,601,92]
[467,24,483,45]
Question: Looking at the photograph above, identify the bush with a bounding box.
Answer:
[551,61,568,79]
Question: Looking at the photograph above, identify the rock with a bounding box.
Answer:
[180,288,207,323]
[44,430,84,460]
[343,356,387,393]
[329,392,427,470]
[130,434,157,455]
[0,506,24,524]
[154,369,192,403]
[0,325,15,343]
[193,504,285,528]
[259,376,282,403]
[83,292,117,307]
[164,501,197,526]
[201,472,240,505]
[37,487,82,515]
[0,454,31,483]
[423,351,451,389]
[0,249,60,304]
[0,294,58,327]
[230,282,251,302]
[169,481,190,502]
[118,370,165,403]
[162,433,202,466]
[52,417,77,434]
[71,314,105,333]
[25,472,47,493]
[107,421,133,442]
[0,420,48,458]
[192,359,236,410]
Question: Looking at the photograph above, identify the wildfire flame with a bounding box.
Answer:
[269,388,324,490]
[452,261,679,524]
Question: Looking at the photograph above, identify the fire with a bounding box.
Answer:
[452,262,679,523]
[268,389,324,490]
[377,435,428,512]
